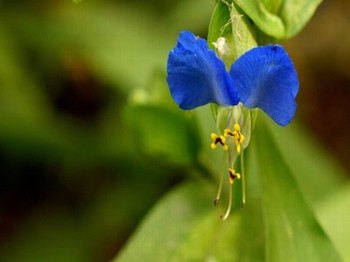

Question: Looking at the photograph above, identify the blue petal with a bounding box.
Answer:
[229,44,299,126]
[167,31,239,110]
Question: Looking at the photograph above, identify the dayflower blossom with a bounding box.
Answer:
[167,31,299,126]
[166,31,299,219]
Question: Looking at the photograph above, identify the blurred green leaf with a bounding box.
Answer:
[129,69,177,109]
[251,116,342,262]
[0,210,89,262]
[115,179,217,261]
[2,3,172,93]
[316,184,350,261]
[266,119,347,204]
[0,15,137,170]
[114,178,265,261]
[124,105,200,165]
[164,0,214,33]
[0,24,51,123]
[2,0,213,95]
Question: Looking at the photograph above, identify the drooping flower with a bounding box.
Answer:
[166,31,299,219]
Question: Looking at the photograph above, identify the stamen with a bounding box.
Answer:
[236,144,241,154]
[240,151,246,208]
[210,133,228,151]
[224,123,244,154]
[220,178,232,220]
[228,168,241,184]
[223,128,233,137]
[211,106,252,218]
[214,155,226,206]
[221,168,241,220]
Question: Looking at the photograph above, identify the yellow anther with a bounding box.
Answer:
[240,134,245,144]
[211,133,218,140]
[233,130,239,141]
[224,123,244,154]
[224,128,233,137]
[210,133,228,151]
[232,123,244,154]
[228,168,241,184]
[210,133,218,149]
[236,144,241,154]
[233,123,241,132]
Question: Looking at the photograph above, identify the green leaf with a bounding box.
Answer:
[279,0,323,39]
[233,0,322,40]
[262,0,283,14]
[114,179,225,261]
[251,116,342,262]
[316,184,350,261]
[208,1,232,46]
[114,177,266,261]
[229,3,258,58]
[233,0,285,39]
[124,105,200,165]
[207,0,235,66]
[265,120,347,205]
[208,1,257,64]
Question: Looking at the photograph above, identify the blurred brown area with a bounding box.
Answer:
[287,0,350,172]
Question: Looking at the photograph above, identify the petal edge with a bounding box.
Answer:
[230,44,299,126]
[167,31,239,110]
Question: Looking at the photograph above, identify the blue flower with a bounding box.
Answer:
[167,31,299,126]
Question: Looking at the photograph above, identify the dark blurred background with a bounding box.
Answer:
[287,0,350,172]
[0,0,349,261]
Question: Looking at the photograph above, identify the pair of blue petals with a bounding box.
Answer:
[167,31,299,126]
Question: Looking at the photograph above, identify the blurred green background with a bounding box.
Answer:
[0,0,349,261]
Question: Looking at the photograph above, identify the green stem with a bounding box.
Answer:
[220,180,232,220]
[214,154,226,205]
[241,150,246,208]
